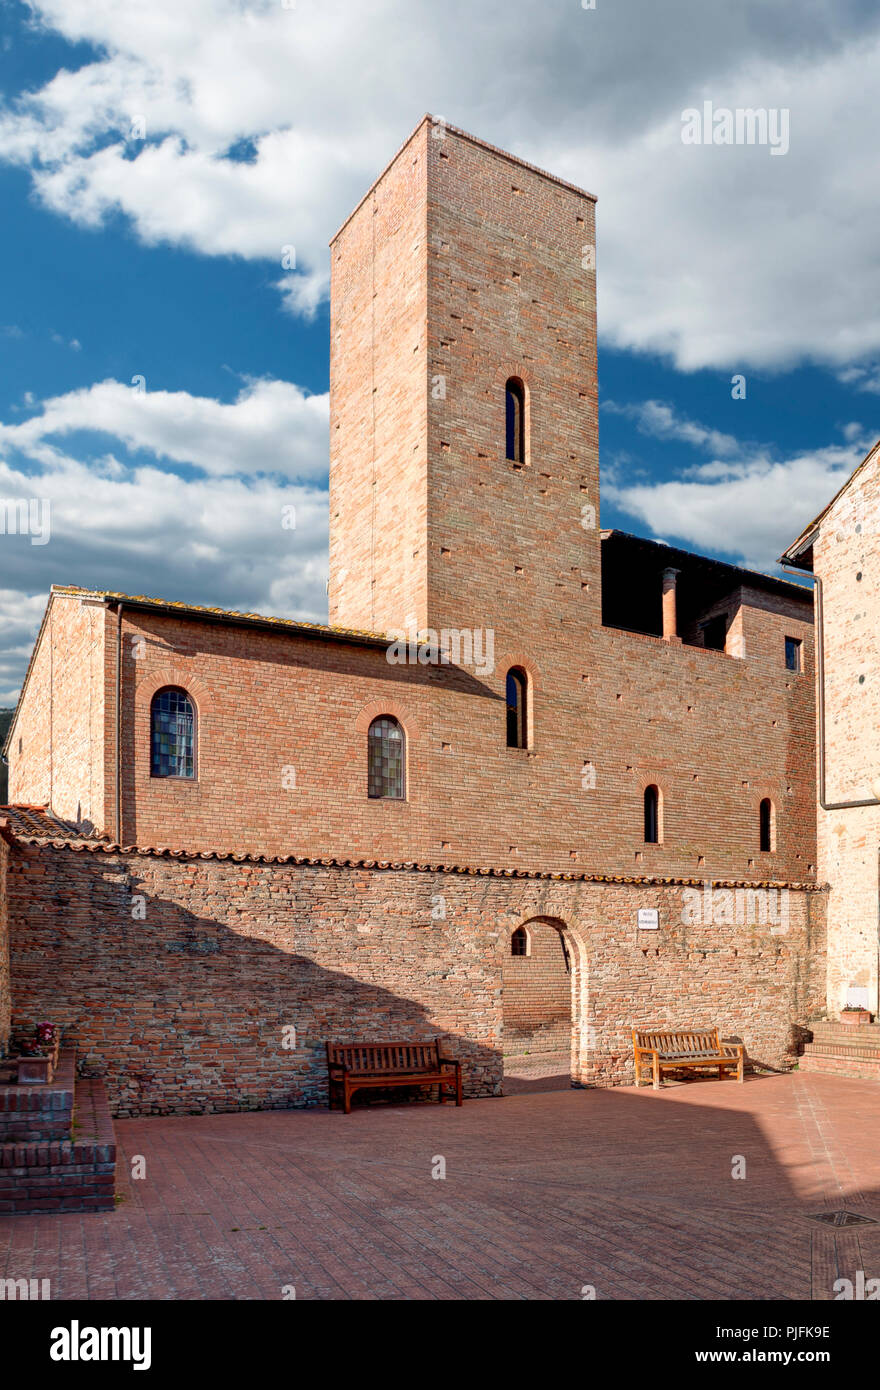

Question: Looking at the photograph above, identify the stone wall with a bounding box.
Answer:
[4,837,825,1117]
[811,442,880,1013]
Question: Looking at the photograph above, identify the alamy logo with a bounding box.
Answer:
[681,101,790,156]
[0,497,51,545]
[1,1277,50,1299]
[834,1271,880,1300]
[681,881,790,932]
[386,619,494,676]
[50,1320,152,1371]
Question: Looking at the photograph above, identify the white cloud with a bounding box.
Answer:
[1,0,879,367]
[603,399,740,458]
[0,372,332,697]
[0,591,49,705]
[0,377,329,479]
[0,445,331,700]
[604,427,871,570]
[837,365,880,395]
[276,268,331,321]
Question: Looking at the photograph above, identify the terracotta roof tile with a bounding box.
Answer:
[0,804,108,842]
[51,585,388,645]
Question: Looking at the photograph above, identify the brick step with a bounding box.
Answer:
[808,1020,880,1040]
[0,1069,117,1215]
[803,1041,880,1062]
[0,1047,76,1142]
[799,1054,880,1081]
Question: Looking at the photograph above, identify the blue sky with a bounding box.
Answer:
[1,0,879,701]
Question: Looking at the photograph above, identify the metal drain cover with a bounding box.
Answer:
[809,1210,879,1228]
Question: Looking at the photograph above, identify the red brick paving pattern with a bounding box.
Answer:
[2,1073,879,1300]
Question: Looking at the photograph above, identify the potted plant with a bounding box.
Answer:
[14,1023,61,1084]
[840,1004,873,1027]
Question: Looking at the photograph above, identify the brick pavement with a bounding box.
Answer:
[1,1072,879,1300]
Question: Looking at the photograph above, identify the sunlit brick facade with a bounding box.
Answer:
[0,118,825,1108]
[783,437,880,1019]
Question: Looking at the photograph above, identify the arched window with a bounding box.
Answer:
[759,798,774,852]
[511,927,529,957]
[506,667,528,748]
[368,716,405,799]
[644,784,660,844]
[505,377,525,463]
[150,687,195,779]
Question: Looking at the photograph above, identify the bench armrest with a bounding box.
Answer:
[437,1055,460,1072]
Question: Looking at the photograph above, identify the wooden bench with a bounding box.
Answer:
[632,1028,744,1090]
[326,1040,463,1114]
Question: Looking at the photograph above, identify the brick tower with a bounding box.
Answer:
[328,115,600,646]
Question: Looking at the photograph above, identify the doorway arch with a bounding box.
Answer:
[502,915,587,1088]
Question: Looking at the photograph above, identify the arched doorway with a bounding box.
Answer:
[502,916,583,1090]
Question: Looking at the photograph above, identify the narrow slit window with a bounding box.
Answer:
[505,378,525,462]
[506,668,527,748]
[644,784,660,844]
[151,688,195,779]
[759,798,774,852]
[785,636,802,672]
[511,927,528,957]
[367,716,405,799]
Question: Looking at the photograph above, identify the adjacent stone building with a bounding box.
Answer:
[783,438,880,1023]
[0,117,825,1113]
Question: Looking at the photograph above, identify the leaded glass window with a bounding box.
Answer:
[367,716,405,799]
[151,688,195,778]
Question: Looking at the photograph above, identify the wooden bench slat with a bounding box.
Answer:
[326,1039,464,1113]
[632,1027,744,1090]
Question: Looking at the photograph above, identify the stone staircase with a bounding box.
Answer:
[0,1047,117,1214]
[799,1019,880,1081]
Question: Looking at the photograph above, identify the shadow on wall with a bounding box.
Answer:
[8,862,501,1118]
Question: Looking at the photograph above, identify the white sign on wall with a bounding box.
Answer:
[638,908,659,931]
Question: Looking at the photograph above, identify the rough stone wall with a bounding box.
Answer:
[5,840,825,1116]
[6,593,106,829]
[812,444,880,1013]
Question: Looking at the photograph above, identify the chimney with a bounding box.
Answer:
[661,567,681,642]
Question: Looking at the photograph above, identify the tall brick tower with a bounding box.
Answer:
[328,115,600,644]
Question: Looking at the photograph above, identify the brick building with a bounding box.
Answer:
[0,117,825,1113]
[783,438,880,1047]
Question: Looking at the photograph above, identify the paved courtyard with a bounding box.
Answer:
[2,1071,879,1300]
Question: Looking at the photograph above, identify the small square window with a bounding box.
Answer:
[785,637,802,672]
